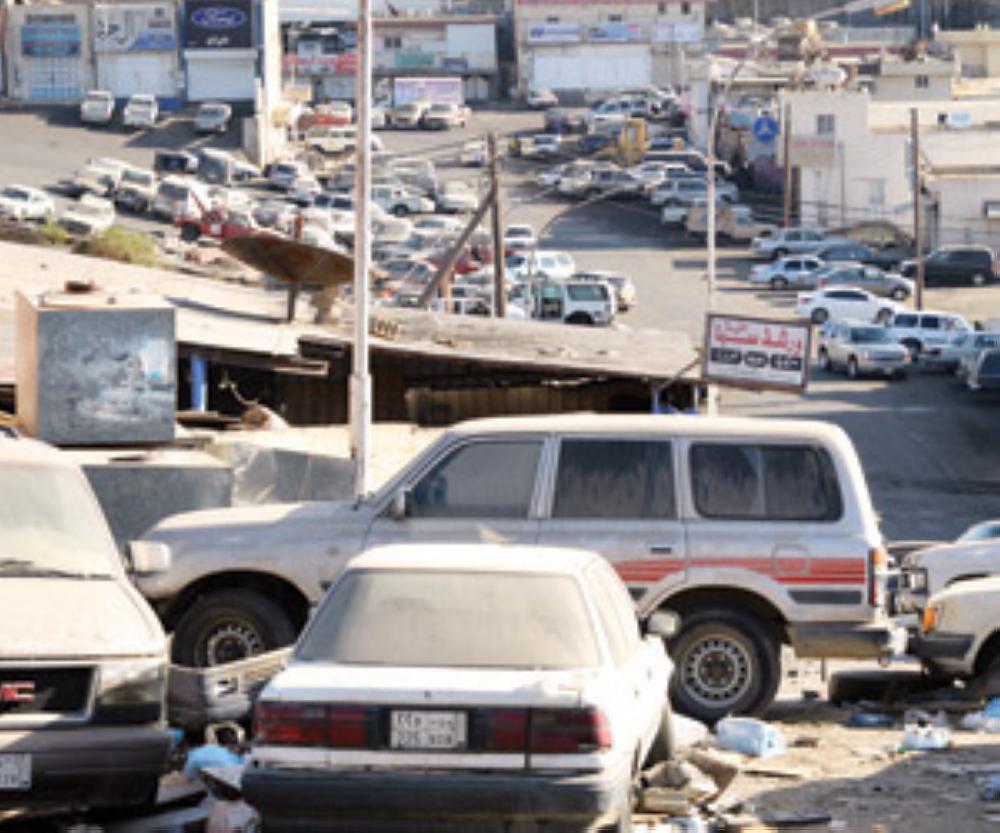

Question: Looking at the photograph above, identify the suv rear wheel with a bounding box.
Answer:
[972,273,987,287]
[670,609,780,724]
[811,308,829,324]
[847,356,860,378]
[818,347,831,371]
[770,276,788,290]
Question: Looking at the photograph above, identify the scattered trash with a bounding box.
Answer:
[901,710,951,751]
[961,698,1000,733]
[715,717,786,758]
[792,735,821,748]
[983,774,1000,802]
[846,712,894,729]
[685,747,741,796]
[640,786,693,816]
[183,722,246,780]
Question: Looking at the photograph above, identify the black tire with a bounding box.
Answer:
[566,312,594,325]
[972,272,987,287]
[902,339,921,360]
[770,276,788,290]
[811,308,829,324]
[644,698,676,766]
[818,347,831,371]
[180,223,201,243]
[669,609,781,724]
[392,205,408,217]
[891,287,908,301]
[847,356,860,379]
[171,589,297,668]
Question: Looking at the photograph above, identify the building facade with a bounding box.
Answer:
[93,3,181,107]
[513,0,707,100]
[6,5,92,102]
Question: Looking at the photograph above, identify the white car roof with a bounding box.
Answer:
[0,435,78,468]
[346,544,604,576]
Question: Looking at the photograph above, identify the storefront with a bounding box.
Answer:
[10,8,89,102]
[182,0,257,102]
[94,4,181,109]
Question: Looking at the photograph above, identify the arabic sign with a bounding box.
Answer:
[395,50,435,69]
[183,0,252,49]
[94,5,177,52]
[587,22,645,43]
[702,314,811,392]
[22,15,81,57]
[652,20,703,44]
[283,52,356,75]
[789,136,836,168]
[526,22,580,44]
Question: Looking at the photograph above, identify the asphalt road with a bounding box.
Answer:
[3,105,1000,540]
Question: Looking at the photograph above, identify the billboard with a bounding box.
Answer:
[652,21,703,44]
[587,22,645,43]
[702,314,811,392]
[526,22,581,44]
[94,4,177,52]
[183,0,253,49]
[22,15,81,58]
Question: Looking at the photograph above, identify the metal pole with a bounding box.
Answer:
[351,0,373,497]
[706,82,720,417]
[488,133,507,318]
[911,107,924,311]
[782,101,792,229]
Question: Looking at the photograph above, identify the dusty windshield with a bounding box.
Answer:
[0,464,118,577]
[297,570,600,669]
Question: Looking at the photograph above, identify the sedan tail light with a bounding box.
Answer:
[529,708,612,754]
[482,708,529,752]
[255,702,374,748]
[868,546,888,610]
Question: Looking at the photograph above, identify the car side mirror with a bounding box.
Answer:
[646,610,680,640]
[128,540,171,574]
[390,488,411,521]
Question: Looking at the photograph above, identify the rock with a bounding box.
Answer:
[685,747,741,796]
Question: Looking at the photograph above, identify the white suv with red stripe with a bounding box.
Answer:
[139,414,903,723]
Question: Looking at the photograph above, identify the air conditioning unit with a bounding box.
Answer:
[945,110,973,129]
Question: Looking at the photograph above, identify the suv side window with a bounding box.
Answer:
[894,313,917,327]
[921,316,940,329]
[409,440,541,518]
[553,439,676,519]
[690,444,843,522]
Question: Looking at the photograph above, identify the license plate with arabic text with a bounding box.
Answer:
[390,710,467,751]
[0,755,30,790]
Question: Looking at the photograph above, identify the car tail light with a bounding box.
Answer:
[255,702,373,748]
[483,708,528,752]
[868,546,888,609]
[529,708,612,754]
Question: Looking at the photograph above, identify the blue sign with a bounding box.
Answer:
[191,6,246,29]
[22,23,81,57]
[752,115,780,144]
[183,0,252,49]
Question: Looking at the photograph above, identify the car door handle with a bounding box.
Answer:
[649,544,674,554]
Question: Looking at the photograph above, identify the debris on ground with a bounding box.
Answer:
[960,697,1000,733]
[715,717,786,758]
[901,710,952,751]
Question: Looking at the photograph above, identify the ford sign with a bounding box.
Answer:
[191,6,246,29]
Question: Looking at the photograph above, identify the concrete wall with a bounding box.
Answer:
[928,175,1000,247]
[938,27,1000,78]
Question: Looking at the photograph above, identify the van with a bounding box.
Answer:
[152,176,210,221]
[305,125,357,156]
[140,414,902,723]
[0,432,170,815]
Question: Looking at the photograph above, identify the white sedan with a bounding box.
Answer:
[504,223,537,251]
[436,181,477,213]
[58,195,116,237]
[122,93,158,129]
[243,545,676,832]
[795,287,898,325]
[0,185,54,221]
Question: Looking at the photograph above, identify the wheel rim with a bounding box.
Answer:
[819,349,830,369]
[848,359,858,378]
[892,288,906,300]
[203,622,265,666]
[680,633,753,709]
[973,274,985,286]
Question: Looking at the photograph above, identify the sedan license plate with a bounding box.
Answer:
[390,710,467,751]
[0,754,30,790]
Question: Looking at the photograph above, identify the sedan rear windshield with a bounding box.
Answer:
[297,570,601,669]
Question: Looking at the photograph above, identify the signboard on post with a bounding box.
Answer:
[702,314,811,392]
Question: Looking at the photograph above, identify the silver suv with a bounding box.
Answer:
[817,320,909,379]
[751,227,846,260]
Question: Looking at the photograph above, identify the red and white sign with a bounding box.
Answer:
[702,314,811,392]
[283,52,356,75]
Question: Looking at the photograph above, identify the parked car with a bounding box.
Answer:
[504,223,537,251]
[413,215,465,237]
[194,101,232,134]
[80,90,115,126]
[527,87,559,109]
[152,176,211,222]
[373,184,435,216]
[243,545,676,832]
[58,194,116,236]
[817,320,908,379]
[887,310,972,363]
[796,287,897,325]
[543,107,585,134]
[815,241,909,271]
[584,98,632,130]
[751,227,846,260]
[519,134,561,160]
[949,332,1000,379]
[288,175,322,207]
[422,102,470,130]
[900,246,999,288]
[154,150,198,176]
[0,185,54,222]
[574,269,637,311]
[685,202,775,244]
[458,140,487,166]
[748,255,824,290]
[508,249,576,280]
[390,100,431,129]
[0,432,171,817]
[122,93,158,129]
[268,160,312,191]
[909,575,1000,681]
[576,166,644,200]
[651,177,736,207]
[537,161,590,189]
[114,167,158,214]
[814,263,915,301]
[513,278,618,326]
[965,348,1000,391]
[59,162,121,199]
[139,414,902,723]
[436,180,477,213]
[898,525,1000,616]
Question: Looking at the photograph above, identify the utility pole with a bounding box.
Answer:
[782,100,792,229]
[488,132,507,318]
[911,107,925,311]
[350,0,373,497]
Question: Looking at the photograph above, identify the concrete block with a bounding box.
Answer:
[70,449,233,548]
[16,289,176,445]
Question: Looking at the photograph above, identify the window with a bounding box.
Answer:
[657,2,666,11]
[920,315,940,329]
[681,0,691,12]
[816,114,836,136]
[609,13,623,21]
[546,15,559,22]
[690,444,843,522]
[409,440,541,518]
[553,440,676,519]
[915,75,930,89]
[865,179,885,211]
[566,283,607,302]
[382,35,402,49]
[894,313,918,327]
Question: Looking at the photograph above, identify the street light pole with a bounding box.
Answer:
[350,0,373,497]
